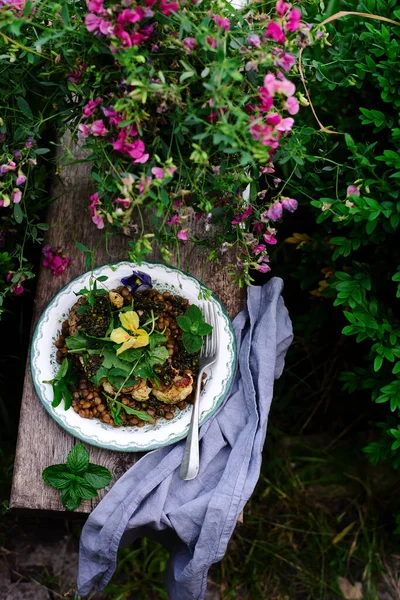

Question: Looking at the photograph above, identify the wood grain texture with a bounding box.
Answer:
[10,137,244,513]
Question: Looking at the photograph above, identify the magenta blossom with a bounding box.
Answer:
[13,149,22,160]
[346,185,360,197]
[286,8,302,32]
[160,0,178,15]
[91,119,108,136]
[87,0,103,12]
[7,272,25,295]
[247,33,261,47]
[281,197,298,212]
[213,14,230,32]
[206,35,218,49]
[85,13,111,34]
[83,97,103,118]
[266,22,286,44]
[117,7,146,24]
[266,113,281,125]
[42,245,70,276]
[89,192,104,229]
[266,202,283,221]
[252,244,266,255]
[101,106,123,127]
[232,205,253,225]
[114,197,131,208]
[177,229,188,243]
[276,0,291,16]
[78,123,91,138]
[257,260,271,273]
[25,137,34,149]
[276,117,294,132]
[151,166,177,179]
[166,213,180,225]
[274,51,296,72]
[264,231,277,245]
[183,36,197,54]
[138,175,152,194]
[16,172,26,186]
[128,139,149,164]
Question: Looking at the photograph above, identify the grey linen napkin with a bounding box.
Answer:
[78,277,293,598]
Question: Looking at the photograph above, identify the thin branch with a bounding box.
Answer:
[298,11,400,134]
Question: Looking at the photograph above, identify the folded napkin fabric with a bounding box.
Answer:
[78,277,293,599]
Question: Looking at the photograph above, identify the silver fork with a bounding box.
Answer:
[179,302,218,480]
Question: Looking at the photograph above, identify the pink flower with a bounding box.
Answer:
[286,8,301,32]
[266,22,286,44]
[257,263,271,273]
[89,192,105,229]
[151,166,176,179]
[285,96,299,115]
[183,37,197,54]
[166,213,180,225]
[281,197,298,212]
[85,13,111,34]
[206,35,218,49]
[276,75,296,97]
[266,202,282,221]
[78,123,91,138]
[13,150,22,160]
[264,231,277,245]
[127,139,149,163]
[138,175,152,194]
[276,117,294,132]
[213,15,230,32]
[0,195,10,207]
[101,106,123,127]
[266,113,281,125]
[160,0,178,15]
[16,172,26,186]
[263,73,279,96]
[114,197,131,208]
[117,7,145,24]
[276,0,291,16]
[246,33,261,47]
[259,87,274,112]
[252,244,266,255]
[177,229,188,242]
[42,245,70,276]
[274,51,296,72]
[83,97,103,118]
[87,0,103,12]
[25,138,34,148]
[91,119,108,136]
[9,273,25,295]
[232,205,253,225]
[11,189,22,204]
[346,185,360,197]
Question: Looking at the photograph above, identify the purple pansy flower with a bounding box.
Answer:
[121,270,152,293]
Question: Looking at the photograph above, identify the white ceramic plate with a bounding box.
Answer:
[31,261,237,452]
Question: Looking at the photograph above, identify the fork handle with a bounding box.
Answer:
[179,368,204,480]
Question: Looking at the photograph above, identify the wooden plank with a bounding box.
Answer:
[10,137,244,512]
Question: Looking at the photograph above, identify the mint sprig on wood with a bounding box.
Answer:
[176,304,213,354]
[42,444,112,511]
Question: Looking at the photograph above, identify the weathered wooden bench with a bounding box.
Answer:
[10,139,244,513]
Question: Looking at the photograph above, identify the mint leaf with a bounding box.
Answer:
[61,485,81,511]
[150,346,169,365]
[176,315,192,332]
[92,366,109,385]
[84,464,112,489]
[66,444,89,475]
[118,348,143,363]
[42,464,72,489]
[182,332,203,353]
[74,482,98,500]
[149,332,167,349]
[55,358,69,380]
[65,332,91,351]
[197,322,213,336]
[184,304,203,323]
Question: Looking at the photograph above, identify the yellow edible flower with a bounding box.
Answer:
[110,310,149,355]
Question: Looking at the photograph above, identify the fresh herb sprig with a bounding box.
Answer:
[176,305,213,353]
[42,444,112,511]
[44,358,78,410]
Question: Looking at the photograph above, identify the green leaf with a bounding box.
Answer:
[65,332,91,351]
[55,358,69,380]
[84,464,112,489]
[119,348,143,363]
[16,96,32,117]
[149,332,167,350]
[75,241,91,253]
[42,464,72,489]
[66,444,89,475]
[176,315,192,332]
[61,485,81,511]
[92,366,109,386]
[374,356,383,372]
[150,346,169,365]
[13,203,23,224]
[184,304,203,323]
[197,322,213,336]
[35,148,50,155]
[182,332,203,353]
[74,482,98,500]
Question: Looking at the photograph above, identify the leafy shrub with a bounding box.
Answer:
[278,0,400,467]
